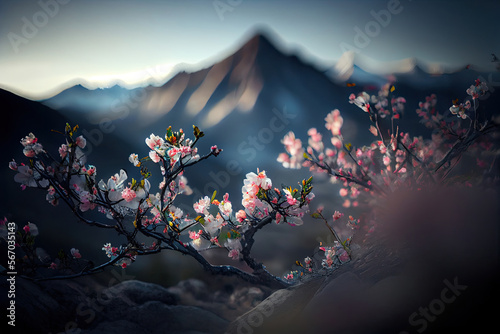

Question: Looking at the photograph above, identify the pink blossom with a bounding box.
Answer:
[339,251,349,262]
[102,243,118,258]
[194,196,211,214]
[149,150,161,163]
[8,160,17,171]
[219,200,232,217]
[383,155,391,166]
[339,188,348,197]
[121,187,137,202]
[286,194,298,206]
[333,211,343,220]
[245,170,272,190]
[211,145,222,156]
[275,212,282,224]
[84,165,96,176]
[23,224,30,234]
[189,230,202,240]
[210,237,220,247]
[71,248,82,259]
[228,249,240,260]
[178,145,189,155]
[23,147,35,157]
[282,132,303,155]
[277,152,290,165]
[145,133,164,150]
[20,133,37,146]
[349,93,371,112]
[307,128,322,142]
[59,144,68,159]
[168,147,179,158]
[236,210,246,223]
[49,262,58,269]
[331,137,342,149]
[129,153,140,166]
[325,148,335,157]
[76,135,86,149]
[325,109,343,136]
[242,194,256,212]
[79,191,96,211]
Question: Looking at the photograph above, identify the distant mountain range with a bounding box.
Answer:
[4,30,500,197]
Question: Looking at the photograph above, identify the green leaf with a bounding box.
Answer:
[211,190,217,203]
[311,212,322,219]
[166,126,173,139]
[303,152,311,160]
[195,215,205,226]
[193,125,204,138]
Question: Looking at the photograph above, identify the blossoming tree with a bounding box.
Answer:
[5,124,319,288]
[277,79,499,250]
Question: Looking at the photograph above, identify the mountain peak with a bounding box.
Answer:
[237,28,284,55]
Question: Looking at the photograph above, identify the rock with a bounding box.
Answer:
[226,187,500,333]
[82,302,229,334]
[4,275,231,333]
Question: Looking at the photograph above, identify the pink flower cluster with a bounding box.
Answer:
[277,132,304,169]
[145,132,199,165]
[319,242,349,268]
[20,133,43,157]
[466,79,488,100]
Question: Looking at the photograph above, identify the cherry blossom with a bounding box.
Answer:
[145,133,164,150]
[218,194,232,217]
[149,150,161,163]
[225,238,242,260]
[466,79,488,99]
[14,165,49,188]
[194,196,211,215]
[79,191,96,211]
[244,170,272,190]
[235,210,246,223]
[324,109,343,136]
[75,135,87,149]
[59,144,68,159]
[333,211,343,220]
[349,92,371,112]
[278,132,304,169]
[70,248,82,259]
[129,153,140,166]
[121,187,137,202]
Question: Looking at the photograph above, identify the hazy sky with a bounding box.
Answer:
[0,0,499,100]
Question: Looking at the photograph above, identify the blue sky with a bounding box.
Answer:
[0,0,499,99]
